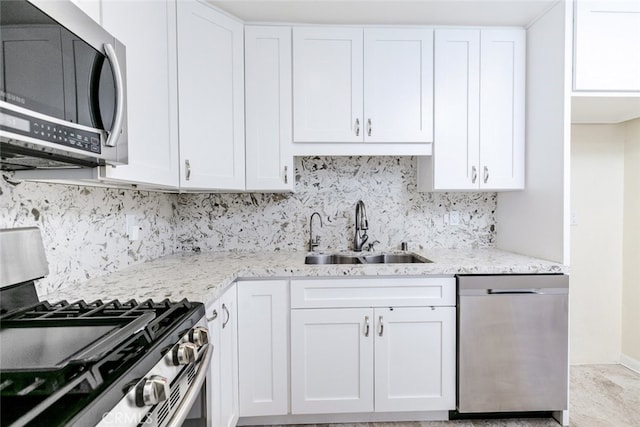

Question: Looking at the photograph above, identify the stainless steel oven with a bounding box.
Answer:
[0,228,211,427]
[0,0,128,170]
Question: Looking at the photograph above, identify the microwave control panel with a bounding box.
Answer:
[0,108,102,154]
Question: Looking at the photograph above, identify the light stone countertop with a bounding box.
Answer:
[43,248,567,307]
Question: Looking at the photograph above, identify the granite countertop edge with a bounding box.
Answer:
[42,248,569,307]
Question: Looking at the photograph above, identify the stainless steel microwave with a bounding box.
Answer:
[0,0,127,171]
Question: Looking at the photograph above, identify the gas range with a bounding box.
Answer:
[0,228,211,427]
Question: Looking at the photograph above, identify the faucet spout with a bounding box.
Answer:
[309,212,323,252]
[354,200,369,252]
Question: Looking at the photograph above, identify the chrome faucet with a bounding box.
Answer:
[354,200,369,252]
[309,212,323,252]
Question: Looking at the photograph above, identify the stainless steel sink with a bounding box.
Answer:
[361,253,431,264]
[303,254,362,264]
[304,252,431,265]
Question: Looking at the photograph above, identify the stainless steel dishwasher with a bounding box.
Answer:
[457,274,569,413]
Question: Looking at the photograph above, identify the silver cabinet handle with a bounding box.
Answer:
[364,316,370,337]
[367,118,372,136]
[206,309,218,322]
[378,316,384,336]
[185,160,191,181]
[103,43,125,147]
[355,118,360,136]
[283,165,288,184]
[222,303,230,329]
[471,166,478,184]
[483,166,489,183]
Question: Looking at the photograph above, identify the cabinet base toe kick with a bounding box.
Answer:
[237,410,450,426]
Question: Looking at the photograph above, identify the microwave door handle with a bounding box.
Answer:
[103,43,124,147]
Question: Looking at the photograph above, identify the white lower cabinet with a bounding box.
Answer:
[237,280,290,416]
[291,308,375,414]
[374,306,456,412]
[209,284,239,427]
[290,277,456,415]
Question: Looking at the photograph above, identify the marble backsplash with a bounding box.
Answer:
[0,174,176,296]
[2,156,496,296]
[176,157,496,253]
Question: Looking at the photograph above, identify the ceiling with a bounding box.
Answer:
[209,0,559,27]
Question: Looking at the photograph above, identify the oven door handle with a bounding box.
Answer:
[166,343,213,427]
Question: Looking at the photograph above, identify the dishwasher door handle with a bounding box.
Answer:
[488,288,540,294]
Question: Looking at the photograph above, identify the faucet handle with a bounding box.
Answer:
[366,240,380,252]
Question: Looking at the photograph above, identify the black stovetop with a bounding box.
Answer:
[0,298,205,427]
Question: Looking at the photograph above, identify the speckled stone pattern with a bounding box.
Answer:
[43,248,566,306]
[0,174,176,296]
[176,157,497,253]
[3,156,496,297]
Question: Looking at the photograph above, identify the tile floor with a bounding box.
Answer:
[279,364,640,427]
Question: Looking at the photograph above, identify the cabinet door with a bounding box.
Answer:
[364,28,433,143]
[237,280,289,417]
[374,307,456,412]
[177,1,245,190]
[574,0,640,91]
[207,300,222,427]
[291,308,374,414]
[433,30,480,190]
[245,26,293,192]
[219,285,239,427]
[293,27,364,143]
[479,29,525,190]
[100,0,180,188]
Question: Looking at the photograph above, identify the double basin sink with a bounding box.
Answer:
[305,252,431,265]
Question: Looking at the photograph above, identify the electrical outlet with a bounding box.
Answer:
[450,210,460,226]
[570,211,578,226]
[125,214,140,241]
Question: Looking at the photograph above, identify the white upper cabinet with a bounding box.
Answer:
[244,26,294,192]
[431,29,480,191]
[419,28,525,191]
[177,1,245,191]
[293,27,364,143]
[479,29,526,190]
[98,0,180,189]
[293,27,433,146]
[574,0,640,92]
[364,28,434,143]
[70,0,101,23]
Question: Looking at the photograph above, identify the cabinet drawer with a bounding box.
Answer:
[291,277,455,308]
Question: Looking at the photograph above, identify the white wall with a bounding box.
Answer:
[622,118,640,367]
[496,1,572,264]
[570,124,625,364]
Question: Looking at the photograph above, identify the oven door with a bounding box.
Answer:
[98,342,212,427]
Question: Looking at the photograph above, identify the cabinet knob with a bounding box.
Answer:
[471,166,478,184]
[483,166,489,183]
[355,118,360,136]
